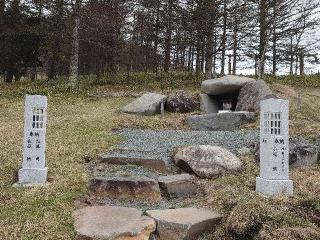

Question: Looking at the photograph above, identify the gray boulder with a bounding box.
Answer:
[166,90,196,113]
[254,137,319,167]
[172,145,243,179]
[289,137,319,166]
[201,75,255,95]
[74,206,156,240]
[122,92,167,115]
[236,80,273,112]
[187,112,256,131]
[146,208,222,240]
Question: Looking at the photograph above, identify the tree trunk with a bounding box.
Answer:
[164,0,174,72]
[299,48,304,75]
[258,0,268,78]
[228,55,232,75]
[69,0,81,90]
[153,1,161,72]
[200,43,205,72]
[290,36,294,75]
[187,46,192,71]
[272,30,277,75]
[220,0,227,75]
[205,25,214,78]
[0,0,4,26]
[195,40,201,72]
[232,21,238,75]
[213,33,217,77]
[272,0,277,75]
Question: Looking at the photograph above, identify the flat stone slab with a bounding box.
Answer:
[100,150,167,172]
[89,176,161,202]
[122,92,167,116]
[74,206,156,240]
[201,75,255,95]
[158,174,197,199]
[187,112,256,131]
[146,208,222,240]
[101,129,259,170]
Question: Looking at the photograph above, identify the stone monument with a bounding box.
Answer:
[17,95,48,186]
[256,98,293,196]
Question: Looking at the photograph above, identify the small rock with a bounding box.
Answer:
[201,75,255,95]
[122,93,167,116]
[289,137,319,166]
[158,174,197,199]
[236,80,273,112]
[89,176,161,202]
[146,208,222,240]
[74,206,156,240]
[254,137,319,167]
[166,90,196,113]
[172,145,243,179]
[187,112,256,131]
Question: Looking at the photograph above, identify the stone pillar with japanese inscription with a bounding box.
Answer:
[256,98,293,196]
[18,95,48,185]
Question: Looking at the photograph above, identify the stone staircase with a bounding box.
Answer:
[72,129,243,239]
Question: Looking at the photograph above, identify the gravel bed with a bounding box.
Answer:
[102,128,259,166]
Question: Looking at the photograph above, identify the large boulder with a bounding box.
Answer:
[74,206,156,240]
[236,80,273,112]
[146,208,222,240]
[254,137,319,167]
[201,75,255,95]
[122,93,167,115]
[89,176,161,202]
[172,145,243,179]
[166,90,196,113]
[187,112,256,131]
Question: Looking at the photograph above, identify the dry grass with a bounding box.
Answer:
[271,84,320,141]
[0,81,319,239]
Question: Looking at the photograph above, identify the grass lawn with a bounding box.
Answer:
[0,80,319,239]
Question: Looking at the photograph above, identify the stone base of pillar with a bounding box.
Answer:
[18,167,48,185]
[256,177,293,196]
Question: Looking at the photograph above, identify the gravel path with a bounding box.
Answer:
[102,128,259,166]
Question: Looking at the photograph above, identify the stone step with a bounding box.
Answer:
[74,206,156,240]
[100,150,169,172]
[146,208,222,240]
[89,176,162,202]
[158,174,197,199]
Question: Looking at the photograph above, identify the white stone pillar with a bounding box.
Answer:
[256,98,293,196]
[18,95,48,185]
